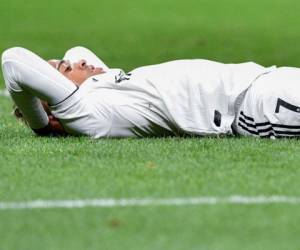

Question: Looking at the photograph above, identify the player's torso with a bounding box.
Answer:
[80,60,272,138]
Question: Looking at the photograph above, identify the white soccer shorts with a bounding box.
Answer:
[234,67,300,138]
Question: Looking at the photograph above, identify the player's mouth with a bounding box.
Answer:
[89,65,96,73]
[90,66,105,75]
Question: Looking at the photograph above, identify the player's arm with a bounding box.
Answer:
[2,47,77,136]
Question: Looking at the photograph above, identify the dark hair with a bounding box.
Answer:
[12,100,51,125]
[13,105,28,125]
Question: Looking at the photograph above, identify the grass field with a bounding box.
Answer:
[1,0,300,249]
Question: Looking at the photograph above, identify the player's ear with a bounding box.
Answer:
[12,105,28,126]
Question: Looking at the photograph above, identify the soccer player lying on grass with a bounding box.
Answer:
[2,46,300,139]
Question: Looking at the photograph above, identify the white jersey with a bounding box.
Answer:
[51,59,275,138]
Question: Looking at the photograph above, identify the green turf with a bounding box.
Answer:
[1,0,300,249]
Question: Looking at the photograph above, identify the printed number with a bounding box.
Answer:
[275,98,300,113]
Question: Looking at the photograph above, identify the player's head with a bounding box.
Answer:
[48,59,105,86]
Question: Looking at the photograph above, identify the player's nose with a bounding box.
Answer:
[76,59,87,69]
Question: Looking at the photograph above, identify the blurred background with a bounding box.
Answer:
[1,0,300,83]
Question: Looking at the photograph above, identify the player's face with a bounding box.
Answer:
[48,59,105,86]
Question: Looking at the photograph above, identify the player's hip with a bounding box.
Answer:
[234,67,300,138]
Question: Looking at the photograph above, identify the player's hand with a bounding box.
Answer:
[48,115,66,135]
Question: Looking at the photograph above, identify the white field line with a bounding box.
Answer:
[0,196,300,210]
